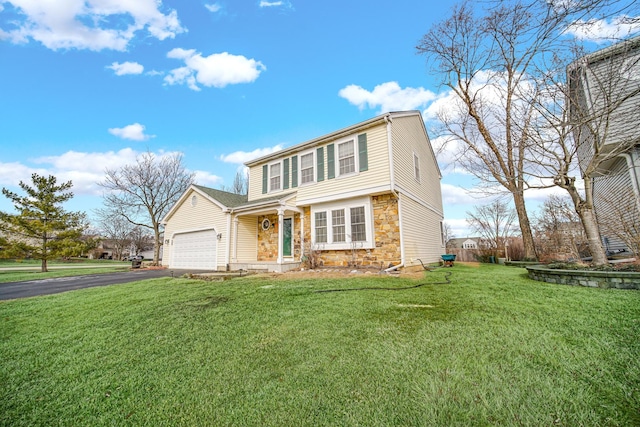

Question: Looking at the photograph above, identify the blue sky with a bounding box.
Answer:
[0,0,638,238]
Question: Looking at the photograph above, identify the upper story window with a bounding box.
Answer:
[414,153,421,182]
[300,151,314,185]
[269,162,281,192]
[338,140,356,176]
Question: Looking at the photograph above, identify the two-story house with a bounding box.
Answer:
[161,111,445,272]
[569,36,640,255]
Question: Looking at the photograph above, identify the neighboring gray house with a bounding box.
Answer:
[569,36,640,255]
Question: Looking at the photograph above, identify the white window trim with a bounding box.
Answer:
[310,196,374,250]
[268,160,282,193]
[335,137,358,178]
[413,152,421,183]
[299,149,316,186]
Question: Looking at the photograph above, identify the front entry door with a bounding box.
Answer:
[282,218,292,257]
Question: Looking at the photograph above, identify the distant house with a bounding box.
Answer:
[569,36,640,255]
[448,237,481,250]
[162,111,445,272]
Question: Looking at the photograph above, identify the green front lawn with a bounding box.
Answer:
[0,259,132,283]
[1,264,638,426]
[0,267,133,283]
[0,258,130,268]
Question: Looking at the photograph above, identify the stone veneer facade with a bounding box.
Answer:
[255,194,402,267]
[304,193,401,268]
[257,214,302,262]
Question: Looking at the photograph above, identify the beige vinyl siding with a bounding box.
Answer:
[400,193,444,265]
[295,124,391,203]
[162,189,228,269]
[392,115,443,214]
[247,124,392,204]
[234,216,258,262]
[248,165,265,202]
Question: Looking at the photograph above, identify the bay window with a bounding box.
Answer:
[311,197,373,249]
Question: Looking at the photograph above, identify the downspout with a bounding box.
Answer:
[224,211,232,270]
[384,114,405,271]
[385,114,396,193]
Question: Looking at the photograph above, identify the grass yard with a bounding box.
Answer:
[0,259,132,283]
[1,264,639,426]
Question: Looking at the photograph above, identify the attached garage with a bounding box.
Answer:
[171,229,217,269]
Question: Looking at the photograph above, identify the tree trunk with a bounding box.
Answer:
[564,178,608,265]
[513,191,538,260]
[576,205,608,265]
[153,229,162,266]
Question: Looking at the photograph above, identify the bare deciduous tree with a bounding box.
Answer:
[416,0,635,262]
[99,151,195,265]
[533,195,587,261]
[466,199,518,258]
[94,207,135,260]
[443,221,456,251]
[220,170,248,195]
[528,35,640,265]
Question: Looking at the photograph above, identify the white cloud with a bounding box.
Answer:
[440,183,479,206]
[260,1,284,7]
[220,144,285,164]
[0,149,141,197]
[444,218,473,238]
[34,148,139,172]
[205,3,222,13]
[165,48,266,90]
[339,81,436,113]
[193,170,223,187]
[0,0,185,51]
[108,123,154,141]
[0,161,47,187]
[108,61,144,76]
[565,15,640,43]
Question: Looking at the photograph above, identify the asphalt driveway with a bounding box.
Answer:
[0,269,210,300]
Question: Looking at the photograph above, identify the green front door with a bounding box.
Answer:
[283,218,292,257]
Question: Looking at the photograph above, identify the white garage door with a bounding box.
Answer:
[172,230,217,269]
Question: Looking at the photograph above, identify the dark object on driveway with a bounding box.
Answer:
[441,254,456,267]
[131,259,142,269]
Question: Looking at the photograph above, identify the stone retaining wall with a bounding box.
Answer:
[526,265,640,290]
